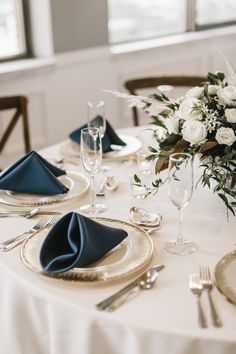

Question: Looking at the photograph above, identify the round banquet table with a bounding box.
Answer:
[0,126,235,354]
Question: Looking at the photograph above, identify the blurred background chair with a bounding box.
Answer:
[124,75,206,126]
[0,95,31,171]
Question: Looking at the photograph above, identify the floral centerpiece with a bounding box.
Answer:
[108,68,236,215]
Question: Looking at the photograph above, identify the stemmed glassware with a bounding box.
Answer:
[87,101,109,172]
[87,101,106,139]
[164,152,198,255]
[79,127,106,214]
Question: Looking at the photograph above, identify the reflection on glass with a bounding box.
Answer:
[0,0,26,59]
[108,0,186,44]
[196,0,236,27]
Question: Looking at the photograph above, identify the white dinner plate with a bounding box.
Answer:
[0,171,90,207]
[20,217,153,283]
[60,134,142,161]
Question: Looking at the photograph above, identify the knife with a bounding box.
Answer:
[95,264,164,311]
[0,211,62,217]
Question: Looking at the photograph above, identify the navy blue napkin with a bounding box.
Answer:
[0,151,69,195]
[69,117,126,153]
[40,212,128,273]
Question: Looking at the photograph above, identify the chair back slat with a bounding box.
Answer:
[124,75,206,126]
[0,95,31,156]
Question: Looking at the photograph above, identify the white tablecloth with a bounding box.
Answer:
[0,127,236,354]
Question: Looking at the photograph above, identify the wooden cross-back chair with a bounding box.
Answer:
[0,95,31,159]
[124,75,206,126]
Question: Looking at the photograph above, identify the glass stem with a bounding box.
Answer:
[91,175,96,206]
[177,207,183,243]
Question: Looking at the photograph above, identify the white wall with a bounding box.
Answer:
[0,28,236,167]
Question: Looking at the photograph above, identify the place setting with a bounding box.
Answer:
[20,211,154,283]
[0,150,90,207]
[60,101,142,163]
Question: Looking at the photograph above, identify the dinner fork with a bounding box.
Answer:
[189,274,208,328]
[200,266,222,327]
[0,217,50,252]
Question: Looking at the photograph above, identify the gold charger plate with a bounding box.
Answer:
[0,171,90,207]
[215,250,236,305]
[20,217,153,283]
[60,134,142,161]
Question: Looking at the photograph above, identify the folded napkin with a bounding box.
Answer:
[40,212,128,273]
[69,117,127,153]
[0,151,69,195]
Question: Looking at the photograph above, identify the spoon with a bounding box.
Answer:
[106,269,159,311]
[0,208,39,219]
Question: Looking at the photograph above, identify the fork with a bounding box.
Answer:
[46,215,61,227]
[0,217,50,252]
[0,215,60,252]
[189,274,208,328]
[200,266,222,327]
[1,215,61,252]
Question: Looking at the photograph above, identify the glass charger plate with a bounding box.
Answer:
[0,171,90,207]
[60,134,142,161]
[215,250,236,305]
[20,217,153,283]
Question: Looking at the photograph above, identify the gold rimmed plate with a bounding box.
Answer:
[0,171,90,207]
[215,250,236,305]
[20,217,153,283]
[60,134,142,161]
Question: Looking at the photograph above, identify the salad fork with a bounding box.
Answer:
[200,266,222,327]
[189,274,208,328]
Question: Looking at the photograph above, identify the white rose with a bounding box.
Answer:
[215,127,236,146]
[165,116,179,134]
[225,108,236,123]
[177,98,200,121]
[217,85,236,106]
[208,85,218,95]
[186,86,204,99]
[182,120,207,144]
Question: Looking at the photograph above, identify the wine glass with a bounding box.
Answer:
[79,127,106,214]
[87,101,106,138]
[164,152,197,255]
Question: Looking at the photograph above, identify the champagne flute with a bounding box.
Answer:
[164,152,197,255]
[87,101,106,139]
[79,128,106,214]
[87,100,109,172]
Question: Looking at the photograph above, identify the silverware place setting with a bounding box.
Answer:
[200,265,222,327]
[0,207,62,218]
[189,274,208,328]
[0,215,61,252]
[104,268,159,312]
[189,267,222,328]
[96,264,164,312]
